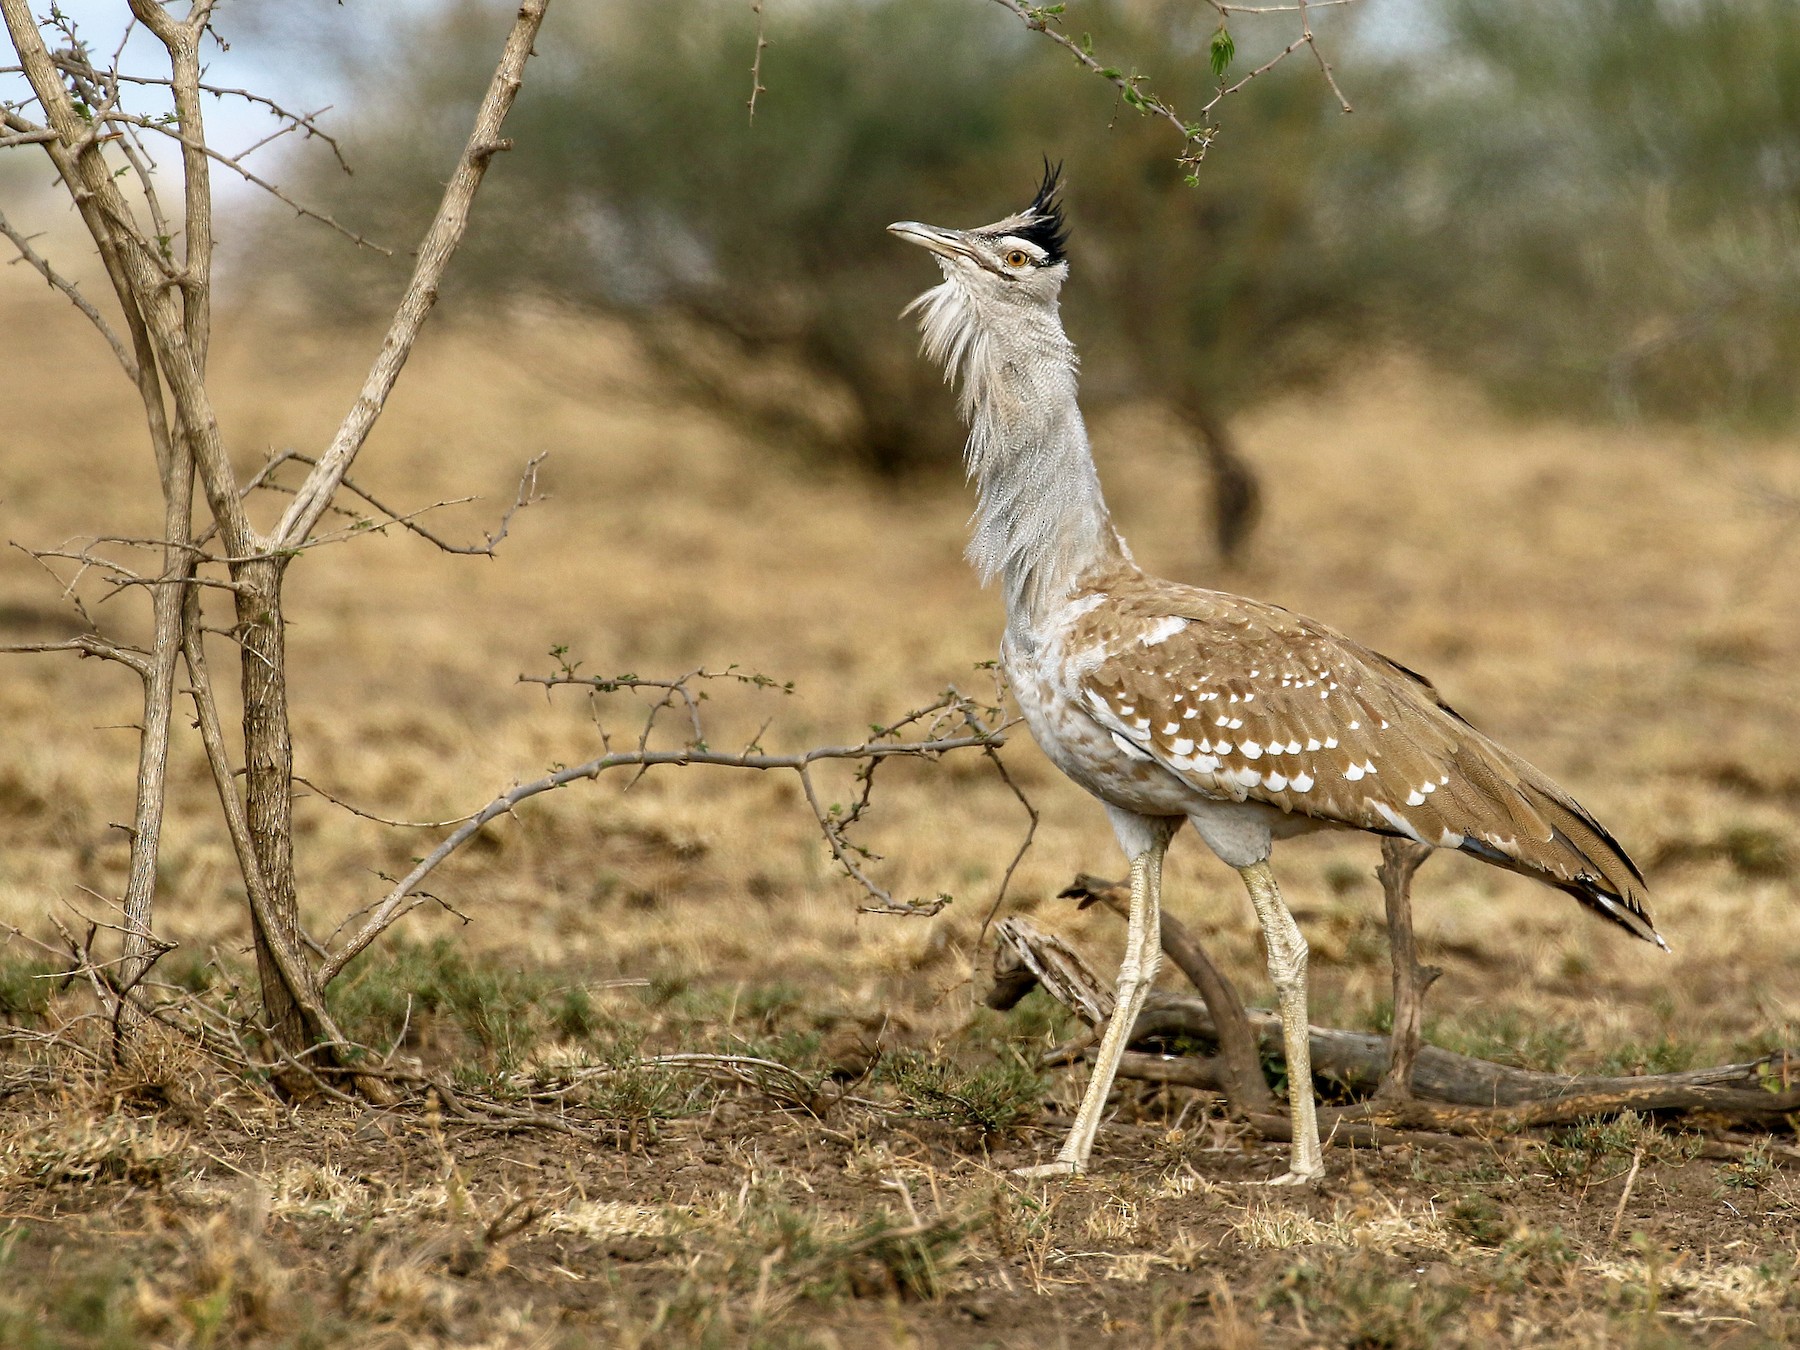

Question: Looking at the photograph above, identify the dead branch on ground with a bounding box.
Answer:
[993,914,1800,1138]
[1049,875,1277,1116]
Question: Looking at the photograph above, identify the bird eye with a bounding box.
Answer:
[1004,249,1031,268]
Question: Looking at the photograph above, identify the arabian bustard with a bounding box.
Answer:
[890,167,1664,1184]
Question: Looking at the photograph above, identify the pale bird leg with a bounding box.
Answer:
[1015,837,1166,1178]
[1239,860,1324,1185]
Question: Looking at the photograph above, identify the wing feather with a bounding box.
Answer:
[1066,581,1660,945]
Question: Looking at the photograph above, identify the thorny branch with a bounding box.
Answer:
[0,207,135,373]
[746,1,769,120]
[273,0,552,550]
[988,0,1356,176]
[98,110,393,255]
[319,671,1029,985]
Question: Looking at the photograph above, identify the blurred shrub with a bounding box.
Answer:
[1345,0,1800,428]
[262,0,1800,479]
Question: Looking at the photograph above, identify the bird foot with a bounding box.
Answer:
[1013,1159,1083,1179]
[1252,1166,1324,1187]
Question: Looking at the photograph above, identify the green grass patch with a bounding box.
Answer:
[326,938,604,1072]
[875,1048,1043,1137]
[1596,1037,1700,1077]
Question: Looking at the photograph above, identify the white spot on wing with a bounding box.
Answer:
[1140,616,1188,646]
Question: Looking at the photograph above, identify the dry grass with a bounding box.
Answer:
[2,256,1799,1345]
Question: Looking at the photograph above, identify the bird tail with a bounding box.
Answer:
[1445,738,1666,950]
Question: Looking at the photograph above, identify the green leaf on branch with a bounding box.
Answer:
[1210,26,1235,78]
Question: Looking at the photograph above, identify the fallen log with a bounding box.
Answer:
[992,915,1800,1130]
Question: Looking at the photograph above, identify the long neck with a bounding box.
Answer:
[916,280,1129,639]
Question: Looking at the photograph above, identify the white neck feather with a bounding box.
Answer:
[907,276,1126,639]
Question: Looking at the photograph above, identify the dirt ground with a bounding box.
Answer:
[2,252,1799,1347]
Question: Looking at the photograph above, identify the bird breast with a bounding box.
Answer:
[1003,602,1237,822]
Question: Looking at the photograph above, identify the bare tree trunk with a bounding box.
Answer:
[1185,403,1261,566]
[115,441,195,1044]
[231,555,313,1053]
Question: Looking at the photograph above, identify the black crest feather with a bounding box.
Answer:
[1015,159,1069,264]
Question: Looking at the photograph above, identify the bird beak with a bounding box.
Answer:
[887,221,978,262]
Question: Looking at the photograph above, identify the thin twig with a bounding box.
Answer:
[97,111,392,255]
[82,66,352,172]
[0,208,136,374]
[274,0,552,549]
[291,774,480,830]
[975,742,1038,950]
[746,1,769,120]
[0,635,151,676]
[320,687,1006,984]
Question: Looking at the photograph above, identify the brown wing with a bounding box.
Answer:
[1072,582,1661,947]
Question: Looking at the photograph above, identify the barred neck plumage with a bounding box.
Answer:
[906,275,1129,640]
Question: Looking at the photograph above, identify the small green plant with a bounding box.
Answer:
[1720,1141,1779,1192]
[327,938,583,1071]
[1539,1112,1698,1187]
[877,1049,1044,1136]
[572,1034,715,1148]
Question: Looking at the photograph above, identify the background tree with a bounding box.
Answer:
[263,0,1800,566]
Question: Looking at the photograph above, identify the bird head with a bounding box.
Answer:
[887,163,1070,313]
